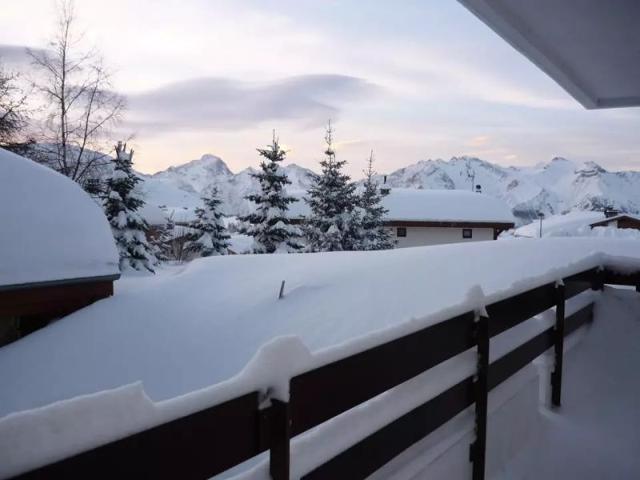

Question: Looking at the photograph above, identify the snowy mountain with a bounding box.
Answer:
[139,154,640,225]
[376,156,640,224]
[139,154,315,221]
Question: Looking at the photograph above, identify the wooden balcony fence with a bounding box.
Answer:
[10,267,640,480]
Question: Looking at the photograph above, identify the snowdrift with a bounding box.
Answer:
[0,148,119,288]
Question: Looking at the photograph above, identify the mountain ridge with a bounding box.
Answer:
[139,153,640,225]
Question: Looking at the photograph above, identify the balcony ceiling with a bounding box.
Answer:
[458,0,640,109]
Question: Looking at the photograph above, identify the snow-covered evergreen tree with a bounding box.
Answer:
[185,187,231,256]
[238,132,303,253]
[359,151,394,250]
[304,121,362,252]
[104,141,156,272]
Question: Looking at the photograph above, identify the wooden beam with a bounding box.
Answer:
[0,280,114,318]
[471,315,489,480]
[551,284,565,407]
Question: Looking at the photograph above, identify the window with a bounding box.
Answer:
[462,228,473,239]
[397,227,407,237]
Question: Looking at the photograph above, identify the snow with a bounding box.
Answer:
[1,238,640,477]
[136,154,640,228]
[138,202,169,226]
[379,156,640,224]
[513,210,640,240]
[0,148,119,288]
[514,210,605,238]
[288,188,514,224]
[590,213,640,225]
[379,188,513,223]
[139,155,314,220]
[514,287,640,479]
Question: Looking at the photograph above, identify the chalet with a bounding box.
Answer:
[590,213,640,231]
[289,188,515,248]
[379,188,514,247]
[0,148,120,346]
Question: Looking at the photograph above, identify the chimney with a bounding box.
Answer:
[604,208,619,218]
[380,175,391,195]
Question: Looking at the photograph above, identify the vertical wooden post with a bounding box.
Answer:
[269,399,291,480]
[551,284,565,407]
[471,314,489,480]
[591,269,605,291]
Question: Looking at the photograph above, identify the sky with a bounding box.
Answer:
[1,0,639,177]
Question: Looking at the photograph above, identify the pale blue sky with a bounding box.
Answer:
[1,0,639,176]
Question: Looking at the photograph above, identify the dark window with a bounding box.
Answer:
[462,228,473,239]
[397,227,407,237]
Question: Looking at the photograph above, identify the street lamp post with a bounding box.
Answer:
[538,212,545,238]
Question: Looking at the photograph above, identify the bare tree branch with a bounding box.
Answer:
[28,0,125,185]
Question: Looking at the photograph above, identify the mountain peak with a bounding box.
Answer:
[159,154,232,177]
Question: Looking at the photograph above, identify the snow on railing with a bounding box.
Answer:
[2,265,640,480]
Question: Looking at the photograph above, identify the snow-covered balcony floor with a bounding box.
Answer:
[372,286,640,480]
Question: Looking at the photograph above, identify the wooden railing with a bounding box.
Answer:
[11,268,640,480]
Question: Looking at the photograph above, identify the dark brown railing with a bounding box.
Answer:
[11,268,640,480]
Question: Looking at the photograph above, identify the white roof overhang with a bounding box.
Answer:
[458,0,640,109]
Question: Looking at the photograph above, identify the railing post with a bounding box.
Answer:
[551,284,565,407]
[269,399,291,480]
[591,269,605,291]
[470,314,489,480]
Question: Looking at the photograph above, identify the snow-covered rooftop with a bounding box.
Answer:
[380,188,514,223]
[0,148,119,288]
[288,188,515,224]
[590,213,640,226]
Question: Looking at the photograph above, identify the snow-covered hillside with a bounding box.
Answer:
[139,155,640,225]
[139,154,314,221]
[379,156,640,225]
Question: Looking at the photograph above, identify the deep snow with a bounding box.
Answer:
[501,287,640,479]
[1,239,639,478]
[287,187,514,224]
[0,148,119,287]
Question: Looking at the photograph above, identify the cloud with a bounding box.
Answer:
[0,44,46,68]
[124,74,378,134]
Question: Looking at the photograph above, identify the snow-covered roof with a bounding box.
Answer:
[459,0,640,109]
[0,148,119,288]
[288,188,514,224]
[138,202,169,226]
[590,213,640,226]
[381,188,514,224]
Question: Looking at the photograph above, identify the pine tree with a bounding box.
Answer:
[304,121,362,252]
[359,151,395,250]
[185,187,231,256]
[238,132,303,253]
[104,141,157,272]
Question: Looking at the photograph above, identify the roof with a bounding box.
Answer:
[458,0,640,109]
[590,214,640,227]
[288,188,514,225]
[0,148,120,288]
[381,188,514,224]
